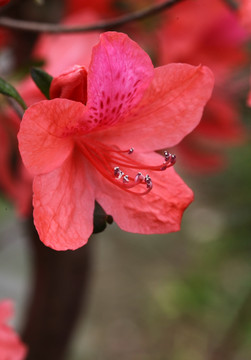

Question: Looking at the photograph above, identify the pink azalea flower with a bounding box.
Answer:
[0,299,27,360]
[18,32,214,250]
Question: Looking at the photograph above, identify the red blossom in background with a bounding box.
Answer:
[0,0,10,6]
[0,112,32,216]
[0,300,27,360]
[64,0,115,17]
[18,32,214,250]
[239,0,251,32]
[0,11,100,216]
[157,0,248,172]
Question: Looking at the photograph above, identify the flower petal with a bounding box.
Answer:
[90,64,214,152]
[18,99,87,175]
[33,151,95,250]
[86,31,154,129]
[93,152,193,234]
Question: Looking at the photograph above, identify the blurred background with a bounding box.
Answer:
[0,0,251,359]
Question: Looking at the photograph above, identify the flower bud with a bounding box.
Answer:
[50,65,88,103]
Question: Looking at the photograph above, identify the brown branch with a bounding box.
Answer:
[22,217,94,360]
[222,0,239,10]
[0,0,185,33]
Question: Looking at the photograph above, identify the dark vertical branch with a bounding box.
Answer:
[22,217,93,360]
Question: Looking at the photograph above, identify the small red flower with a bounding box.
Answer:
[0,300,27,360]
[18,32,214,250]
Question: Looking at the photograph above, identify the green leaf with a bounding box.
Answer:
[31,67,53,99]
[0,77,27,110]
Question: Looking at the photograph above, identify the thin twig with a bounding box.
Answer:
[0,0,185,33]
[6,97,24,119]
[222,0,239,10]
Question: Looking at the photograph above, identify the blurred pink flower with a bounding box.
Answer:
[157,0,248,172]
[0,0,10,6]
[0,11,100,216]
[238,0,251,32]
[0,299,27,360]
[64,0,115,16]
[18,32,214,250]
[0,111,33,216]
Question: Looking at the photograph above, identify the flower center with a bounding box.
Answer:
[77,139,176,195]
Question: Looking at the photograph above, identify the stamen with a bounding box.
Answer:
[135,172,144,183]
[114,166,124,179]
[164,150,170,161]
[171,154,176,164]
[77,140,176,196]
[145,174,152,189]
[114,166,120,177]
[123,175,129,183]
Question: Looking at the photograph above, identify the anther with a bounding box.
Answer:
[164,151,170,161]
[123,175,129,183]
[114,167,120,177]
[114,166,124,179]
[135,172,144,183]
[171,154,176,164]
[145,174,153,189]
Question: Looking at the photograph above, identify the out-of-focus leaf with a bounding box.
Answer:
[30,67,53,99]
[0,77,27,110]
